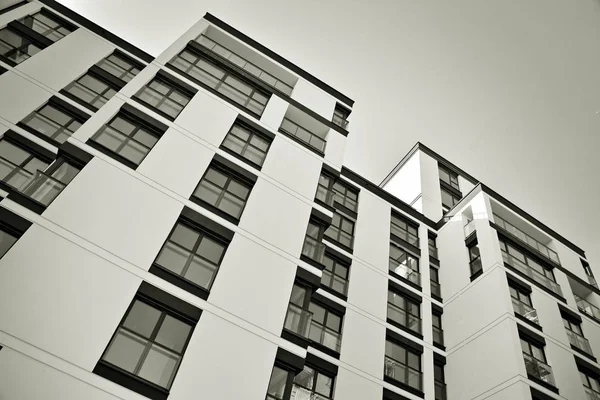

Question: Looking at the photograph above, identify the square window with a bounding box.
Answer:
[134,74,195,120]
[220,121,272,168]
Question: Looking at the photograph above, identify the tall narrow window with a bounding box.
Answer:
[134,73,195,120]
[434,363,447,400]
[220,121,272,168]
[265,365,293,400]
[468,242,482,279]
[99,297,194,390]
[308,302,343,353]
[384,339,422,391]
[580,369,600,400]
[87,105,165,169]
[521,336,556,387]
[19,98,88,145]
[292,365,335,400]
[190,162,254,222]
[438,165,459,190]
[562,316,593,356]
[283,283,313,340]
[389,243,420,286]
[321,253,350,297]
[509,283,539,325]
[430,266,441,298]
[315,171,335,207]
[428,233,438,260]
[301,218,327,266]
[387,288,421,335]
[332,104,350,129]
[432,311,444,347]
[441,188,460,213]
[18,10,75,42]
[332,180,358,212]
[324,211,355,250]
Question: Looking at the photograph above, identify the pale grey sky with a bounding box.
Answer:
[58,0,600,268]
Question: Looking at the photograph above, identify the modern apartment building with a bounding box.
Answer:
[0,1,599,400]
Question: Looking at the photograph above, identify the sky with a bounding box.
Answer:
[57,0,600,268]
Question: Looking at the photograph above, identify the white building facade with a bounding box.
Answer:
[0,1,598,400]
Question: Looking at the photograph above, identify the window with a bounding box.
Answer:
[99,297,194,390]
[332,180,358,212]
[438,165,459,190]
[190,162,254,222]
[96,51,142,83]
[384,339,422,391]
[434,363,447,400]
[432,311,444,346]
[428,234,438,259]
[292,365,334,399]
[0,228,17,259]
[499,239,557,284]
[283,283,313,339]
[389,243,420,285]
[308,302,343,353]
[332,104,349,129]
[321,253,349,297]
[18,158,80,206]
[563,316,593,355]
[170,47,270,117]
[391,214,419,247]
[580,369,600,400]
[0,28,42,64]
[18,10,74,42]
[152,220,228,296]
[134,74,195,120]
[509,283,539,325]
[324,211,355,249]
[387,289,421,334]
[19,98,88,145]
[301,219,327,265]
[279,117,326,154]
[220,121,272,168]
[315,172,335,207]
[88,106,164,168]
[63,71,118,110]
[441,188,460,213]
[521,337,555,387]
[468,243,482,278]
[266,365,292,400]
[581,259,598,288]
[430,267,441,298]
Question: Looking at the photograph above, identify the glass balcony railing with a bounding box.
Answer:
[435,381,447,400]
[283,303,313,339]
[384,356,422,391]
[584,387,600,400]
[389,262,421,286]
[279,118,326,153]
[309,323,342,352]
[431,280,441,298]
[387,304,422,334]
[565,330,593,355]
[523,353,556,387]
[301,235,326,265]
[502,252,563,296]
[315,185,334,207]
[511,298,540,325]
[494,214,560,265]
[290,385,330,400]
[470,257,483,277]
[433,326,444,346]
[574,295,600,321]
[196,34,294,95]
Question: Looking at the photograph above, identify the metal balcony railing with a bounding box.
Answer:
[435,381,447,400]
[279,118,326,153]
[387,304,422,334]
[511,298,540,325]
[389,262,421,286]
[290,385,330,400]
[301,235,326,265]
[283,303,313,339]
[584,387,600,400]
[431,280,441,298]
[523,353,556,387]
[502,252,562,296]
[574,295,600,321]
[494,214,560,265]
[196,34,294,95]
[565,329,593,355]
[384,356,422,391]
[309,323,342,352]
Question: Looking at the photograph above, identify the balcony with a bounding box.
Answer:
[384,356,422,391]
[565,329,593,355]
[433,325,444,346]
[502,252,563,297]
[389,262,421,286]
[279,118,326,154]
[435,381,447,400]
[584,387,600,400]
[283,303,313,339]
[574,295,600,321]
[523,353,556,387]
[431,280,441,298]
[196,34,294,95]
[290,385,330,400]
[494,214,560,265]
[387,304,422,335]
[301,235,326,265]
[511,298,540,325]
[309,323,342,353]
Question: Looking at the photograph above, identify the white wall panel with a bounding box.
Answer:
[353,190,390,272]
[290,79,335,120]
[347,261,387,320]
[260,94,287,131]
[324,129,346,168]
[334,368,382,399]
[339,309,385,376]
[0,72,50,123]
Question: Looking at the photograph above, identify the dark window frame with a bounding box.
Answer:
[332,179,359,213]
[133,72,196,121]
[17,8,76,43]
[96,50,143,83]
[384,337,423,394]
[391,213,419,248]
[292,364,335,400]
[438,164,459,191]
[61,69,119,112]
[324,210,355,251]
[432,310,444,347]
[387,287,421,336]
[308,300,344,355]
[332,103,350,130]
[468,242,482,280]
[389,242,420,287]
[440,187,460,213]
[321,252,350,298]
[220,119,273,169]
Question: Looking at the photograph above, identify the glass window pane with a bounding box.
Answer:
[170,223,199,250]
[290,285,306,306]
[408,352,420,370]
[137,345,179,388]
[155,242,190,275]
[267,366,288,399]
[185,255,218,289]
[119,140,147,164]
[123,300,162,337]
[294,366,315,388]
[102,329,147,373]
[309,303,326,324]
[155,315,191,352]
[0,141,30,165]
[196,236,224,264]
[227,179,250,199]
[219,192,245,217]
[326,313,341,332]
[195,180,222,206]
[315,374,333,396]
[0,230,17,257]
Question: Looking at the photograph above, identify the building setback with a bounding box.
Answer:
[0,1,599,399]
